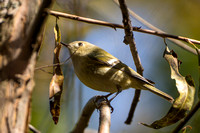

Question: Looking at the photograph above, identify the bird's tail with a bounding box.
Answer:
[143,84,174,103]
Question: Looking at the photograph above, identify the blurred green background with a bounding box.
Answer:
[31,0,200,133]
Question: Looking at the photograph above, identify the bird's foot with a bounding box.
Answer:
[94,94,114,113]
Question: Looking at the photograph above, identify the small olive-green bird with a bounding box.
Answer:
[62,41,174,103]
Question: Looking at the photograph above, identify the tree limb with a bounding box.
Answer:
[98,101,111,133]
[46,9,199,55]
[117,0,143,125]
[71,96,96,133]
[71,96,111,133]
[113,0,197,55]
[29,124,41,133]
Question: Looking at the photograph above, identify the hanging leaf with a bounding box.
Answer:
[49,74,64,124]
[49,21,64,124]
[141,46,195,129]
[54,22,61,43]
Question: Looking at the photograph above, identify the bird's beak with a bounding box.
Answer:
[61,42,69,48]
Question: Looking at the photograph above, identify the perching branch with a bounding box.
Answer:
[71,96,111,133]
[71,96,96,133]
[97,99,111,133]
[46,9,200,55]
[118,0,143,125]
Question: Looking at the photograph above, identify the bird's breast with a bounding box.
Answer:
[72,58,132,93]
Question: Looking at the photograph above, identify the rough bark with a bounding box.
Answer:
[0,0,53,133]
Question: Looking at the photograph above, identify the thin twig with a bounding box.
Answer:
[45,9,200,55]
[35,43,76,71]
[37,68,53,74]
[172,100,200,133]
[29,124,41,133]
[113,0,197,55]
[124,90,141,124]
[35,61,65,71]
[118,0,143,125]
[45,9,137,30]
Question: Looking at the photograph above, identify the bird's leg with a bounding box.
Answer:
[108,85,122,102]
[95,86,122,113]
[94,93,113,106]
[104,93,113,99]
[94,94,114,112]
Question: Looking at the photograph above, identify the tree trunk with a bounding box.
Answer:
[0,0,53,132]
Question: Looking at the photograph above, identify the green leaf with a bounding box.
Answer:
[141,46,195,129]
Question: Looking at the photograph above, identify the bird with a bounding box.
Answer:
[61,41,174,103]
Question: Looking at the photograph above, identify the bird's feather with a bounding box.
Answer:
[87,47,154,86]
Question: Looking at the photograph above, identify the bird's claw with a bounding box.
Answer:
[94,95,114,113]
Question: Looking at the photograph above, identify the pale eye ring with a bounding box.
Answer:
[78,42,83,46]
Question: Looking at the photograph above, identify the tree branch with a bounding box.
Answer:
[71,96,111,133]
[29,124,41,133]
[118,0,143,125]
[113,0,197,55]
[71,96,97,133]
[97,99,111,133]
[124,90,141,124]
[46,9,199,55]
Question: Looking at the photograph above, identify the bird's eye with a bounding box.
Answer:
[78,42,83,46]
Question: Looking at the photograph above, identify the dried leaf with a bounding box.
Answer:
[49,74,64,124]
[49,21,64,124]
[141,46,195,129]
[54,22,61,43]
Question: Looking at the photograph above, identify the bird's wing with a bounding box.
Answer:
[87,48,153,86]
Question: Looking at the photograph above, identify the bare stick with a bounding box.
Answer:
[46,9,200,55]
[118,0,143,125]
[71,96,97,133]
[35,60,66,71]
[113,0,196,55]
[124,90,141,124]
[46,9,137,30]
[71,96,111,133]
[29,124,41,133]
[35,43,76,71]
[97,100,111,133]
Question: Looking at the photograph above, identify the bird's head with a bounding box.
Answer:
[61,41,96,56]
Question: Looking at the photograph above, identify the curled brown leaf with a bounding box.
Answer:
[141,46,195,129]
